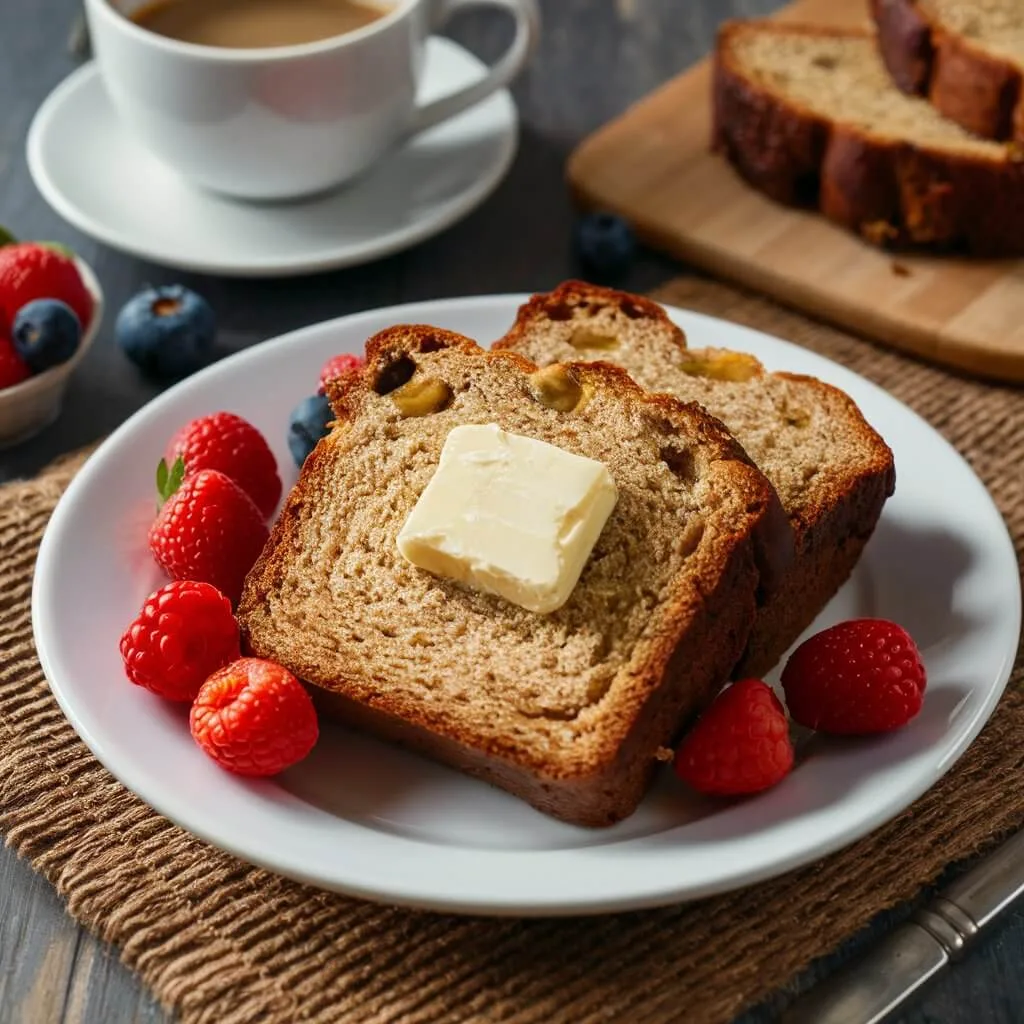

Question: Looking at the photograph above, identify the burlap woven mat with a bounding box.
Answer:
[2,275,1023,1024]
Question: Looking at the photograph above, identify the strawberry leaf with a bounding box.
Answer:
[0,226,16,247]
[37,240,76,259]
[169,455,185,493]
[155,456,186,508]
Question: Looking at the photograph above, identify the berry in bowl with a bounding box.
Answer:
[0,235,103,447]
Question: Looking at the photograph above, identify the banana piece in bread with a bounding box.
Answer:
[494,281,895,678]
[237,325,791,827]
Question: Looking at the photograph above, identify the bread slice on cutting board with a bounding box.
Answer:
[872,0,1024,142]
[712,18,1024,255]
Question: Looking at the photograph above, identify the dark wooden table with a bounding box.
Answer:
[1,1,1021,1021]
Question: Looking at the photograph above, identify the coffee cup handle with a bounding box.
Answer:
[409,0,540,134]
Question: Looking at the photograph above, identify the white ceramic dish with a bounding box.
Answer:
[33,296,1021,916]
[26,40,517,277]
[0,257,104,447]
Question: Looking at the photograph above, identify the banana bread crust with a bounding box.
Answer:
[737,372,895,677]
[871,0,1024,142]
[712,20,1024,256]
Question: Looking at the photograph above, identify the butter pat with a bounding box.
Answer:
[397,423,618,614]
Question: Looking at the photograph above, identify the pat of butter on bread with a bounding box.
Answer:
[397,423,618,613]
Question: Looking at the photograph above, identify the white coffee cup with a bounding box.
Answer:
[83,0,539,200]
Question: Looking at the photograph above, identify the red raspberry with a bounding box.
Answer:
[318,352,364,394]
[119,581,240,702]
[148,465,269,606]
[167,412,281,518]
[190,658,319,776]
[781,618,926,734]
[674,679,794,796]
[0,336,29,388]
[0,243,93,333]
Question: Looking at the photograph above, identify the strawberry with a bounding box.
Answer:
[674,679,794,796]
[0,243,93,334]
[0,336,30,389]
[781,619,926,735]
[147,460,269,605]
[318,352,364,394]
[190,658,319,776]
[167,412,281,518]
[120,580,240,702]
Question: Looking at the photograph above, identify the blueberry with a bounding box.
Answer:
[288,393,333,467]
[573,212,637,280]
[12,299,82,373]
[115,285,216,379]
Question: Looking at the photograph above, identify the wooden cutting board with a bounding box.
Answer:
[567,0,1024,384]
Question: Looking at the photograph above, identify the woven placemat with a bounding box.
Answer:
[2,275,1023,1024]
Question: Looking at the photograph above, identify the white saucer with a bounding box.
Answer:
[26,41,518,277]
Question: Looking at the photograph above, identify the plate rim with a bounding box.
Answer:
[25,47,519,278]
[32,294,1023,916]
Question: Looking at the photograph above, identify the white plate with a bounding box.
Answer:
[26,42,517,277]
[33,296,1021,916]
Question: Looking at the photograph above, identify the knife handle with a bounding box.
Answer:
[942,828,1024,929]
[781,829,1024,1024]
[780,922,949,1024]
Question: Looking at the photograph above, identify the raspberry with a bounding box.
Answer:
[189,658,319,776]
[674,679,794,796]
[781,619,926,734]
[148,464,269,606]
[0,243,93,333]
[0,336,29,389]
[318,352,364,394]
[167,412,281,518]
[120,581,240,702]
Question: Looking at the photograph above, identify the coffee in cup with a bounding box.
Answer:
[130,0,389,49]
[84,0,539,200]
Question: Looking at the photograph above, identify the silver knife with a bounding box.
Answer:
[781,827,1024,1024]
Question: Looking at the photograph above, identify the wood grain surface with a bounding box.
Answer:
[0,1,1022,1022]
[568,0,1024,384]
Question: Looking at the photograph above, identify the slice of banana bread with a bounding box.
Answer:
[495,281,895,678]
[237,325,789,827]
[872,0,1024,142]
[713,19,1024,255]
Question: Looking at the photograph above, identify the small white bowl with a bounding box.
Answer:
[0,256,104,447]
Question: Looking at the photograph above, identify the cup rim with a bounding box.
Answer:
[86,0,416,62]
